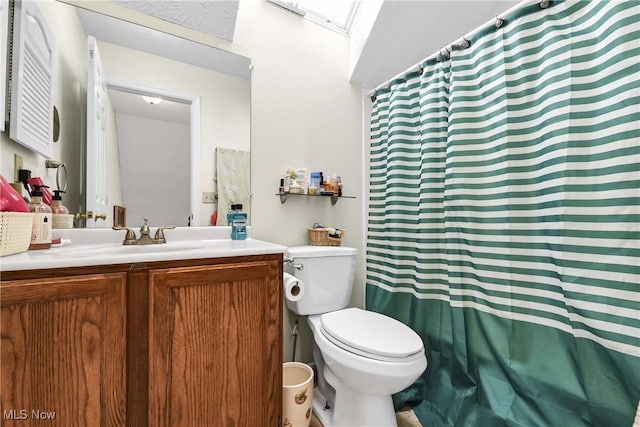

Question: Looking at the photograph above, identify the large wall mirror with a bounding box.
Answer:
[22,0,251,228]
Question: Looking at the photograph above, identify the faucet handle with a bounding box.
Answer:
[154,226,176,243]
[113,226,137,245]
[139,218,151,236]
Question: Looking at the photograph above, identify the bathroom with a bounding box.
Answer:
[0,0,638,426]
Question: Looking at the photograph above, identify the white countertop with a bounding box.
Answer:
[0,226,286,272]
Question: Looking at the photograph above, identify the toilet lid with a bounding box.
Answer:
[320,308,424,361]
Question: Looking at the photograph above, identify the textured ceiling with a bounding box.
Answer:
[112,0,240,41]
[77,8,251,80]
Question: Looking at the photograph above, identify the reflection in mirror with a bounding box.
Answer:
[41,2,251,228]
[105,86,191,229]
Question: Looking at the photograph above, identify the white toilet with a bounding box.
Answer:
[284,246,427,427]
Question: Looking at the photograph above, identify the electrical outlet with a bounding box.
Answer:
[202,192,216,204]
[13,155,23,182]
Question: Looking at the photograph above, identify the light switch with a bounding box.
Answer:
[202,192,216,204]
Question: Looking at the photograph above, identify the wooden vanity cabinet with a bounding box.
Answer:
[0,272,127,427]
[148,258,283,426]
[1,254,283,427]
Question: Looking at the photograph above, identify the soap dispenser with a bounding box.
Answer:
[28,185,52,250]
[51,190,72,229]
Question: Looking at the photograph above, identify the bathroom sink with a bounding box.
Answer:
[53,241,205,258]
[1,226,287,272]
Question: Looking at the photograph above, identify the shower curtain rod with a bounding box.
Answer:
[368,0,549,97]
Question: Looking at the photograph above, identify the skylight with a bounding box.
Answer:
[268,0,360,35]
[298,0,359,33]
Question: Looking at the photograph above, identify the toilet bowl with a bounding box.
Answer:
[308,308,426,427]
[284,246,427,427]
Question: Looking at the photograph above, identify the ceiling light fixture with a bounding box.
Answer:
[142,96,163,105]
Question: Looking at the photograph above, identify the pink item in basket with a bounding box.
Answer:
[0,175,29,212]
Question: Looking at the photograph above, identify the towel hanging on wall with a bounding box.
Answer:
[215,147,250,226]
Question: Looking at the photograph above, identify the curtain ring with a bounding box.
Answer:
[436,53,442,62]
[56,163,68,192]
[539,0,550,8]
[460,37,471,49]
[443,48,451,59]
[417,65,424,75]
[495,17,505,28]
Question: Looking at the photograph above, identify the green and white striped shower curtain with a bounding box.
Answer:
[366,1,639,426]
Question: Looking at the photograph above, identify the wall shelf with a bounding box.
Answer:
[276,193,356,206]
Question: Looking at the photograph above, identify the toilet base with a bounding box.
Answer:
[311,385,398,427]
[312,388,333,427]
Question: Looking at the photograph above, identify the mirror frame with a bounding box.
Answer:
[0,1,8,132]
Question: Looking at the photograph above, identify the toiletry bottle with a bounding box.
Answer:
[295,168,308,194]
[28,185,52,250]
[51,190,71,229]
[309,172,320,195]
[330,173,339,196]
[226,204,237,226]
[27,176,53,205]
[228,203,247,240]
[283,175,290,193]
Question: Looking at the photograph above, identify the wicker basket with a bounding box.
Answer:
[308,228,344,246]
[0,212,34,256]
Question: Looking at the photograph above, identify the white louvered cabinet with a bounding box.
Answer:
[9,0,55,158]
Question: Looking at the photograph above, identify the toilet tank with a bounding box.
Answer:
[285,246,357,315]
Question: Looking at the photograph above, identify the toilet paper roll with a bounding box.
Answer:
[284,272,304,302]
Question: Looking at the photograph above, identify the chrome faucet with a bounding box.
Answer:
[113,218,175,245]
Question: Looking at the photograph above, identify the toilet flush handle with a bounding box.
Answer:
[284,256,303,270]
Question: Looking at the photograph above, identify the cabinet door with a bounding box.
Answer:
[149,260,282,427]
[1,273,127,426]
[9,0,55,157]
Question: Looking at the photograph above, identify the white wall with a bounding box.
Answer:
[234,0,365,362]
[349,0,520,89]
[349,0,384,80]
[0,0,86,213]
[115,112,190,227]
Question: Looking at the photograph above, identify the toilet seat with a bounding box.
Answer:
[320,308,424,363]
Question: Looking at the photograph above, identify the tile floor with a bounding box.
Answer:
[309,406,422,427]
